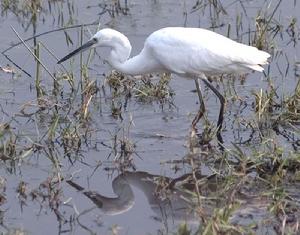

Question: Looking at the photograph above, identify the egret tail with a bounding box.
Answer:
[242,48,271,72]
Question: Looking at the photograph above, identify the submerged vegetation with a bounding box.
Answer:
[0,0,299,234]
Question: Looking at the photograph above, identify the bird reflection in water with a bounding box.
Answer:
[67,171,218,222]
[67,171,272,229]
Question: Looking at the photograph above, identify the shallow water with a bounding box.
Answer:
[0,0,299,234]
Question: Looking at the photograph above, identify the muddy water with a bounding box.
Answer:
[0,0,299,234]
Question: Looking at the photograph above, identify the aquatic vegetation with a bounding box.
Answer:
[134,73,175,105]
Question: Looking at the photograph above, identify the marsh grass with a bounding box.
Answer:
[251,80,300,149]
[105,71,175,110]
[0,123,17,162]
[253,0,283,50]
[1,0,76,28]
[134,73,175,105]
[283,79,300,124]
[1,0,42,19]
[105,71,134,97]
[90,0,129,17]
[100,121,138,172]
[3,228,28,235]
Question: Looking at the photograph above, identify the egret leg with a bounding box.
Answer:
[192,78,205,131]
[201,78,225,143]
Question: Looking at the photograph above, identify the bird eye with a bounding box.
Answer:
[92,38,98,43]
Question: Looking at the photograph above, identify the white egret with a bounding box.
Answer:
[58,27,270,140]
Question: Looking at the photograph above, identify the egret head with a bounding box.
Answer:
[57,28,132,64]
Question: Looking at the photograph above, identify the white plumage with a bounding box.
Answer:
[58,27,271,142]
[147,27,270,74]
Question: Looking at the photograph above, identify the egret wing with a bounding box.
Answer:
[146,27,270,75]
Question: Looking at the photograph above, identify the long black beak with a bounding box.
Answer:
[57,39,97,64]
